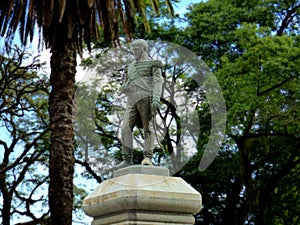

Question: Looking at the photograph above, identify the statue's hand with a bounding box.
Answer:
[120,83,130,94]
[120,87,128,94]
[151,97,161,109]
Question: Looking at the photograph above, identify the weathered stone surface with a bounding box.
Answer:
[83,165,201,225]
[113,165,170,177]
[91,211,194,225]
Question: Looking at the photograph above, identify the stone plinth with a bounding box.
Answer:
[83,165,202,225]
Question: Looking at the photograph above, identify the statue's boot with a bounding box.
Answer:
[141,129,154,166]
[141,150,153,166]
[113,147,133,170]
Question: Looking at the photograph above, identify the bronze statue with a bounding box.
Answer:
[115,39,163,169]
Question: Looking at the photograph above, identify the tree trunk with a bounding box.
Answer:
[48,40,76,225]
[221,174,247,225]
[0,173,12,225]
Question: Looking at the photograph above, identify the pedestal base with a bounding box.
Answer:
[83,165,201,225]
[92,210,195,225]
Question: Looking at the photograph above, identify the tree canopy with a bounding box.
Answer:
[178,0,300,224]
[0,0,299,224]
[80,0,300,224]
[0,46,50,225]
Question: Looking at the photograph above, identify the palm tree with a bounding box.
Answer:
[0,1,173,224]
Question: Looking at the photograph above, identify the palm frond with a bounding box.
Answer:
[0,0,174,52]
[42,0,54,27]
[0,0,14,36]
[117,0,131,41]
[28,0,34,18]
[87,0,93,8]
[58,0,66,23]
[19,1,26,45]
[123,0,135,38]
[126,0,139,30]
[165,0,174,17]
[67,13,74,39]
[9,0,25,41]
[108,0,116,41]
[135,0,151,34]
[151,0,160,15]
[127,0,135,14]
[77,0,87,25]
[25,0,35,43]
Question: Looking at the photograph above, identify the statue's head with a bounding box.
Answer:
[130,39,148,54]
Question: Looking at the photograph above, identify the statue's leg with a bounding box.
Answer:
[137,98,154,166]
[115,105,137,169]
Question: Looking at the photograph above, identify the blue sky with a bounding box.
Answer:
[175,0,203,15]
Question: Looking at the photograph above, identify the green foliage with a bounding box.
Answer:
[0,46,92,225]
[179,0,300,224]
[76,0,300,224]
[220,24,300,131]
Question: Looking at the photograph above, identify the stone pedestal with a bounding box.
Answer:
[83,165,202,225]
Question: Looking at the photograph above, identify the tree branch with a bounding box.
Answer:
[277,4,300,35]
[75,159,102,183]
[0,128,49,174]
[257,76,294,96]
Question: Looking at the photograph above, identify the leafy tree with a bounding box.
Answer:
[219,25,300,225]
[178,0,300,224]
[0,46,102,225]
[0,1,174,224]
[73,1,300,224]
[0,46,50,225]
[184,0,286,65]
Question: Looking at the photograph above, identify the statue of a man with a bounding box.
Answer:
[115,39,163,169]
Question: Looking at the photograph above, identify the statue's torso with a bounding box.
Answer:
[123,60,162,105]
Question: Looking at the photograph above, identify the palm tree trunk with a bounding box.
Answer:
[48,41,76,225]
